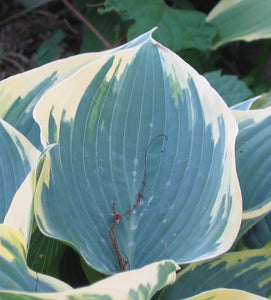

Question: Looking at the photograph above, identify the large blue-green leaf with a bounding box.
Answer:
[33,30,242,274]
[160,247,271,299]
[207,0,271,49]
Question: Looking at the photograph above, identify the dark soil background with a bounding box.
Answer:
[0,1,83,80]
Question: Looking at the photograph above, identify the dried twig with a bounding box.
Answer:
[109,202,129,271]
[109,134,168,271]
[0,55,25,72]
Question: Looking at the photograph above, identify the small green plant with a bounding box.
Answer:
[1,1,271,299]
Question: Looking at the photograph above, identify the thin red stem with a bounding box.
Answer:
[61,0,113,49]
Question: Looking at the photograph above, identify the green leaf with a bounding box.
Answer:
[0,119,40,222]
[104,0,216,51]
[27,226,66,279]
[173,0,194,10]
[207,0,271,49]
[36,30,66,66]
[160,247,271,299]
[75,0,128,52]
[80,6,128,52]
[204,70,253,107]
[0,225,71,294]
[242,218,271,249]
[80,256,105,284]
[33,30,242,274]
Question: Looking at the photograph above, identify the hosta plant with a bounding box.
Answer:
[1,25,271,300]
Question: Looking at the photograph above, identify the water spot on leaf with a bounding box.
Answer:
[133,158,139,166]
[128,241,135,248]
[130,223,138,231]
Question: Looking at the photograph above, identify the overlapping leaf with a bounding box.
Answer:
[0,260,178,299]
[0,55,98,149]
[0,225,71,294]
[231,96,263,111]
[33,30,242,274]
[227,94,271,248]
[160,247,271,299]
[0,35,150,149]
[4,172,35,245]
[179,289,268,300]
[231,92,271,111]
[207,0,271,49]
[0,119,40,223]
[250,92,271,110]
[232,106,271,237]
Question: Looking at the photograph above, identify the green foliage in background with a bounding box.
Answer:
[36,30,66,66]
[1,0,271,299]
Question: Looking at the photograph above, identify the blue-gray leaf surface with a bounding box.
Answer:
[34,30,242,274]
